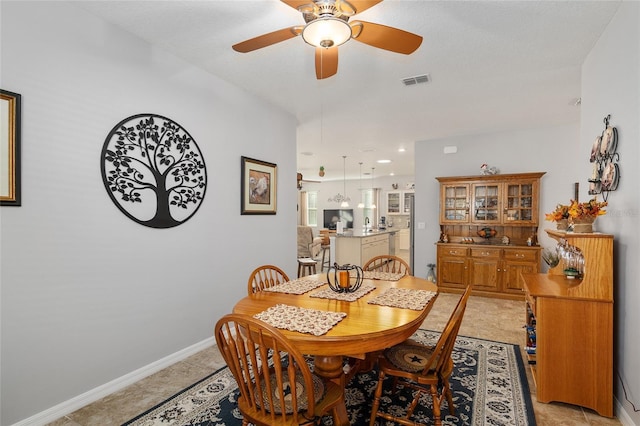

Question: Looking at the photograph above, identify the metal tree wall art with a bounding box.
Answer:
[100,114,207,228]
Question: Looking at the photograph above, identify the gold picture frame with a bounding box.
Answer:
[241,156,277,215]
[1,89,21,206]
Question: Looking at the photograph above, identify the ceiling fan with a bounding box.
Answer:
[232,0,423,79]
[297,172,321,190]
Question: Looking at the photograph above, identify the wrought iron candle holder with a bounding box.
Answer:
[326,263,363,293]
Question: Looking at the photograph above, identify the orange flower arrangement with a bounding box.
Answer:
[545,204,570,222]
[568,198,607,220]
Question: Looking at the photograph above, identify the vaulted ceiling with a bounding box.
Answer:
[77,1,621,181]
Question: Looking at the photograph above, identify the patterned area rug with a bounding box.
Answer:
[122,330,536,425]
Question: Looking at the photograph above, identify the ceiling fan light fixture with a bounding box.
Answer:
[302,17,352,48]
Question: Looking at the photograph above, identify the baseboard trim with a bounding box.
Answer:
[616,396,639,426]
[10,337,215,426]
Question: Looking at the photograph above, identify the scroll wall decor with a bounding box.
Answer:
[1,89,21,206]
[588,114,619,201]
[100,114,207,228]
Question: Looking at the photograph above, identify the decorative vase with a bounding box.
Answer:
[572,217,596,233]
[556,218,569,231]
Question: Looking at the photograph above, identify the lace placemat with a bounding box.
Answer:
[309,283,376,302]
[367,288,437,310]
[349,270,404,281]
[263,278,326,295]
[254,304,347,336]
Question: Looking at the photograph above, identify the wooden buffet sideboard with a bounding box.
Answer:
[521,229,614,417]
[436,172,545,299]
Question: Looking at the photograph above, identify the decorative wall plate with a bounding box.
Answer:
[601,126,618,156]
[590,136,601,163]
[601,161,619,191]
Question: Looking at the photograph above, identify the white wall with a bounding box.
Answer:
[414,123,582,277]
[415,3,640,422]
[0,2,297,424]
[581,2,640,424]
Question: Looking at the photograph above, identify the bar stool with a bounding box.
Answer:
[297,258,317,278]
[320,244,331,271]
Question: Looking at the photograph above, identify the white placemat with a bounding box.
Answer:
[367,288,437,310]
[348,270,405,281]
[253,304,347,336]
[309,283,376,302]
[263,278,326,295]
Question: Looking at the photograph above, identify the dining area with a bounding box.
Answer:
[215,256,472,426]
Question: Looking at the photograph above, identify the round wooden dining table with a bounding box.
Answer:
[233,273,439,426]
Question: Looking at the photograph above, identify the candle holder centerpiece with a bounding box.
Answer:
[326,263,363,293]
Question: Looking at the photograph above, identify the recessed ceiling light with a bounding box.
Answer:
[398,148,406,153]
[390,172,395,176]
[377,159,391,164]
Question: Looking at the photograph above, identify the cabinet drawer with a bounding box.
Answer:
[364,234,388,244]
[469,248,501,259]
[438,246,468,257]
[503,249,537,262]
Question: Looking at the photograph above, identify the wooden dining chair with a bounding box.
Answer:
[247,265,289,295]
[369,285,473,426]
[215,314,345,426]
[363,255,412,276]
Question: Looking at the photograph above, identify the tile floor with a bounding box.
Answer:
[48,292,622,426]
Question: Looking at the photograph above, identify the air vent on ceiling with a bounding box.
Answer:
[402,74,431,86]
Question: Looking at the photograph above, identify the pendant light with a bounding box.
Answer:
[370,167,377,209]
[340,155,349,207]
[327,155,350,206]
[357,162,365,208]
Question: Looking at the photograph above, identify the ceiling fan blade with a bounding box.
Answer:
[232,27,300,53]
[315,47,338,79]
[348,1,384,14]
[281,0,313,10]
[350,20,422,54]
[281,0,383,15]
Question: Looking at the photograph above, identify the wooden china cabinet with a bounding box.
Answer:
[436,172,545,300]
[521,230,614,418]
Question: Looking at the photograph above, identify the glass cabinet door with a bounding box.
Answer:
[402,191,414,214]
[472,183,500,223]
[504,182,535,223]
[387,191,401,215]
[441,184,469,223]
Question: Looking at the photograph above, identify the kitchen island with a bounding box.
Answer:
[331,229,398,267]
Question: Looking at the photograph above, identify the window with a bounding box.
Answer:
[362,188,378,225]
[306,191,318,227]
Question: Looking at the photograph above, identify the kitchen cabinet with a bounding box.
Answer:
[521,230,613,417]
[437,172,544,226]
[386,190,414,215]
[398,228,410,251]
[402,191,414,214]
[437,244,540,299]
[335,232,390,267]
[386,191,401,215]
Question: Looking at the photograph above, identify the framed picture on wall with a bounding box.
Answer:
[241,156,277,215]
[1,89,21,206]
